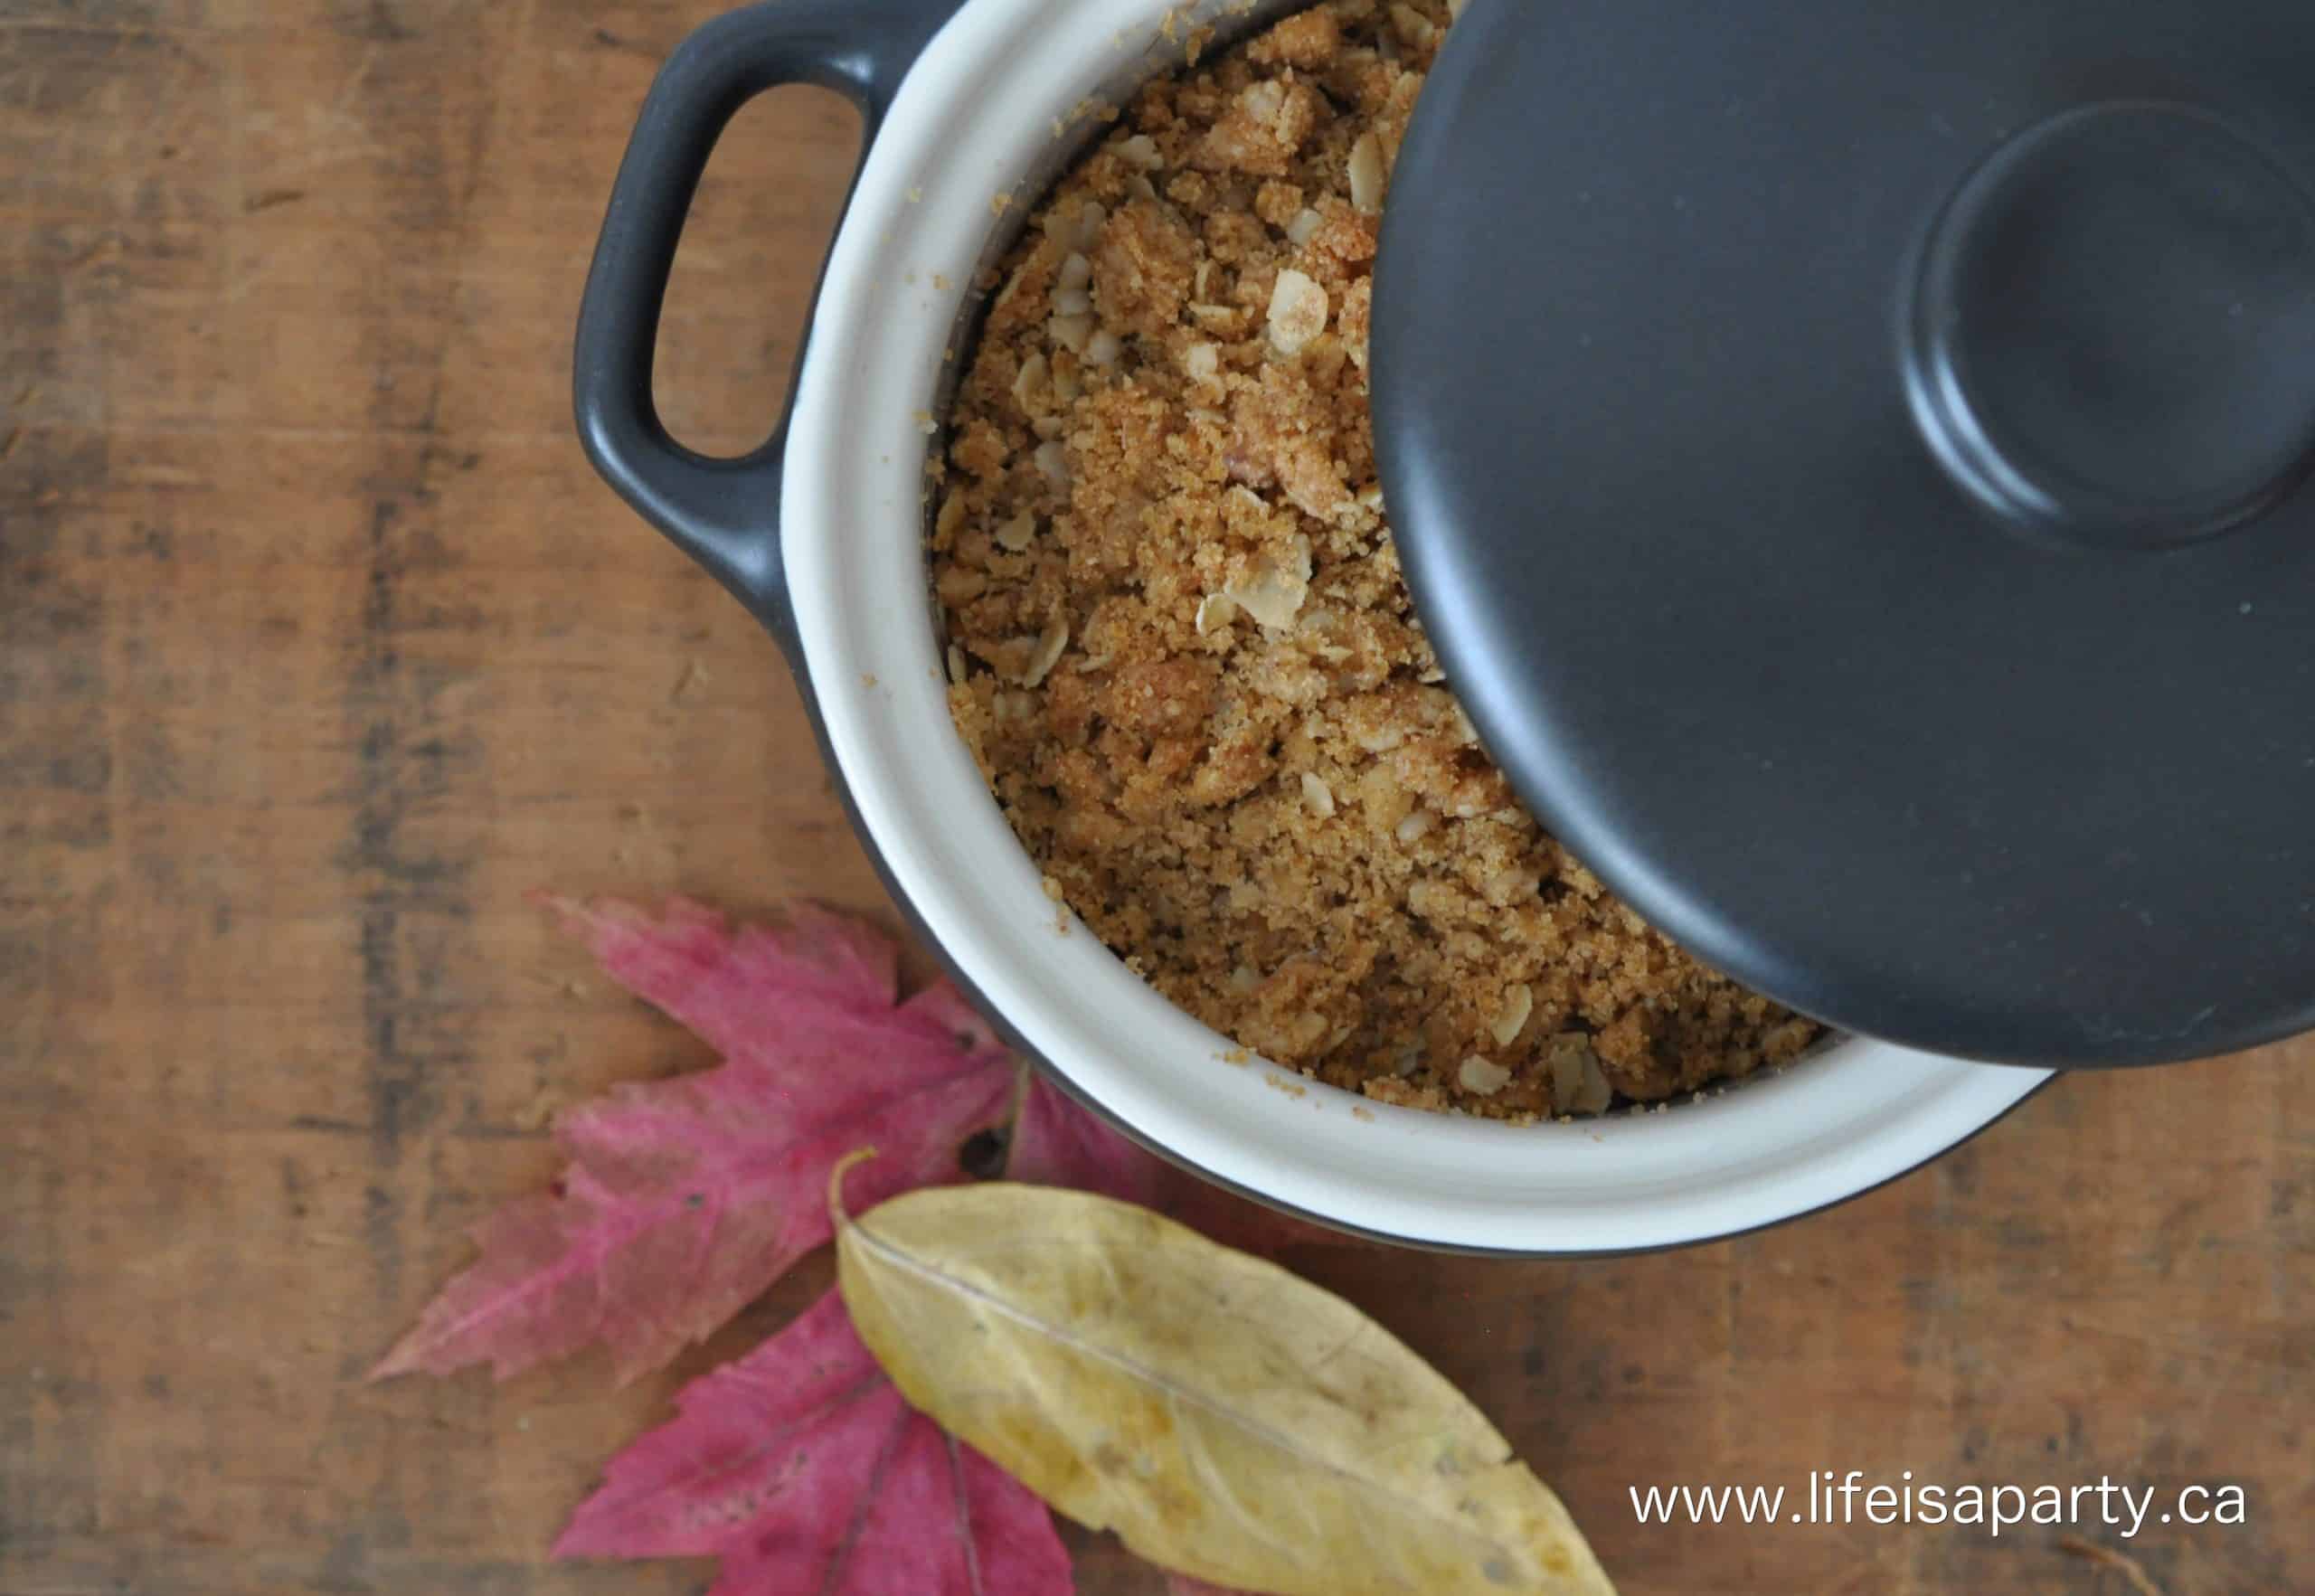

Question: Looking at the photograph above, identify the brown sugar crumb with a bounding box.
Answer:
[932,0,1824,1119]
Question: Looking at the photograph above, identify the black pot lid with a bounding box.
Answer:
[1372,0,2315,1067]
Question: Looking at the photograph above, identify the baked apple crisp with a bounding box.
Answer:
[931,0,1820,1117]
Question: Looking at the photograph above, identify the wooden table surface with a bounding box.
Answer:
[4,4,2309,1592]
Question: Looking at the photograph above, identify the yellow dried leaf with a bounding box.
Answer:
[834,1178,1617,1596]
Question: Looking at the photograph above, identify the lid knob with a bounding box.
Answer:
[1904,102,2315,549]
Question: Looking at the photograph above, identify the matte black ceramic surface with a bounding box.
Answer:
[573,0,969,654]
[1375,0,2315,1067]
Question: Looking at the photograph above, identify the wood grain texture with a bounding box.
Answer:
[1,4,2307,1593]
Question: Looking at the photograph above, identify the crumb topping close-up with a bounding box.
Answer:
[931,0,1822,1119]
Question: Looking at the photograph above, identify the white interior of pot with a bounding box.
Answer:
[780,0,2052,1250]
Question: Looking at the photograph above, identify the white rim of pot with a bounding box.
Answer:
[780,0,2053,1251]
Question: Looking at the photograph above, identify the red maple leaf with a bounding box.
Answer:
[555,1287,1072,1596]
[379,896,1360,1596]
[372,898,1016,1384]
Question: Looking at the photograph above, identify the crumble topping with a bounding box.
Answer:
[931,0,1820,1118]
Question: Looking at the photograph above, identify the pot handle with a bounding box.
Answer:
[573,0,965,652]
